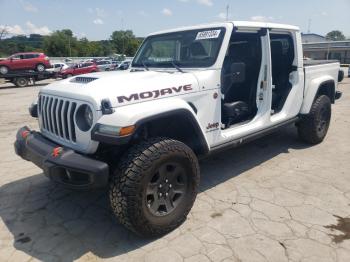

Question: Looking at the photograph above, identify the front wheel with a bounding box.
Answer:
[109,138,199,237]
[36,63,45,72]
[298,95,331,144]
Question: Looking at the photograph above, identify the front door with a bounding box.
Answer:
[215,28,272,147]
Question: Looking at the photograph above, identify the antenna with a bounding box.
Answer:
[307,19,312,33]
[226,4,229,21]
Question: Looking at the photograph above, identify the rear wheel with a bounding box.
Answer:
[0,65,9,75]
[109,137,199,237]
[36,63,45,72]
[14,77,29,87]
[66,74,73,78]
[298,95,331,144]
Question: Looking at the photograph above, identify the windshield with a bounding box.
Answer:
[132,27,226,68]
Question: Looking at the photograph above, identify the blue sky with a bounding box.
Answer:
[0,0,349,40]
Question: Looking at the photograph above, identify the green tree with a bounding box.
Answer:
[326,30,346,41]
[43,29,78,57]
[110,30,141,56]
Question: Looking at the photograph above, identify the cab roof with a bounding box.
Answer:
[149,21,300,36]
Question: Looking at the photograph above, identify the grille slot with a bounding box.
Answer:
[38,95,78,143]
[70,77,98,84]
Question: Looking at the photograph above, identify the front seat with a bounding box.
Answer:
[221,42,252,126]
[222,101,250,126]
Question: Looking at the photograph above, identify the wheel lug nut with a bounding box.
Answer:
[159,184,162,188]
[169,184,172,188]
[165,179,168,183]
[159,193,162,197]
[166,192,168,196]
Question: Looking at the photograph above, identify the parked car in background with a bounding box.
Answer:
[96,60,114,71]
[0,52,51,75]
[348,66,350,77]
[64,58,73,63]
[117,60,131,70]
[111,61,120,68]
[46,63,69,73]
[58,62,99,78]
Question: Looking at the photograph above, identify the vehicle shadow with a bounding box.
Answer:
[0,126,310,261]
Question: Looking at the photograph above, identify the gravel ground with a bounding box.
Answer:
[0,77,349,262]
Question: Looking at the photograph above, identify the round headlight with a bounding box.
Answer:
[76,104,93,131]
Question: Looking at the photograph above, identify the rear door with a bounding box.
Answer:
[269,30,304,123]
[74,64,86,75]
[10,54,25,70]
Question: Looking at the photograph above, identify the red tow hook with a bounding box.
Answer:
[21,130,30,139]
[52,147,63,157]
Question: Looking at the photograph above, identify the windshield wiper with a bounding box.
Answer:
[141,60,149,71]
[170,60,184,73]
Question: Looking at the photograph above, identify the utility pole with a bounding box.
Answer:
[121,18,125,56]
[226,4,229,21]
[307,19,312,34]
[68,37,71,57]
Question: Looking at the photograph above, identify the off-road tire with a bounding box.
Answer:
[0,65,9,75]
[109,137,199,237]
[298,95,331,144]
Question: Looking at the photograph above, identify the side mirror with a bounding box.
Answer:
[229,62,245,83]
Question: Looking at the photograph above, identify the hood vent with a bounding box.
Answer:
[70,77,98,84]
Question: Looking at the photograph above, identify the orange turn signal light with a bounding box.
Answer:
[119,125,135,136]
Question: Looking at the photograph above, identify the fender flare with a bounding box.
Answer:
[93,99,210,155]
[133,108,209,155]
[300,76,335,114]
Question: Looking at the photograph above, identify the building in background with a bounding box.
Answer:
[302,33,350,64]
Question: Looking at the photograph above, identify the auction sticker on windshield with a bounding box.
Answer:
[195,30,221,40]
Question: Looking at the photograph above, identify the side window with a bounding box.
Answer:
[12,55,21,60]
[270,33,295,68]
[24,54,35,59]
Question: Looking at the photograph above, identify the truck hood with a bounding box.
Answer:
[40,70,200,110]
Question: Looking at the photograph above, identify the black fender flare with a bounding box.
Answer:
[316,80,335,103]
[134,108,209,155]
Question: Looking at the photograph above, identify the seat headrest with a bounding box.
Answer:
[190,42,207,57]
[229,42,252,60]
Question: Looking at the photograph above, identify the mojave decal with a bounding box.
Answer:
[117,84,193,103]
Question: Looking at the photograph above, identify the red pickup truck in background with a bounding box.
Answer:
[0,52,51,74]
[59,62,99,78]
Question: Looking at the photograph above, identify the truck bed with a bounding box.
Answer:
[303,59,339,67]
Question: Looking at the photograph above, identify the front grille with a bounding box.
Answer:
[38,95,77,143]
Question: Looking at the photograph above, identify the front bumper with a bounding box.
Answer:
[14,126,109,189]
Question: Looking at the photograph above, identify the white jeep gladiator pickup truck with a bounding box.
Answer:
[15,21,342,236]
